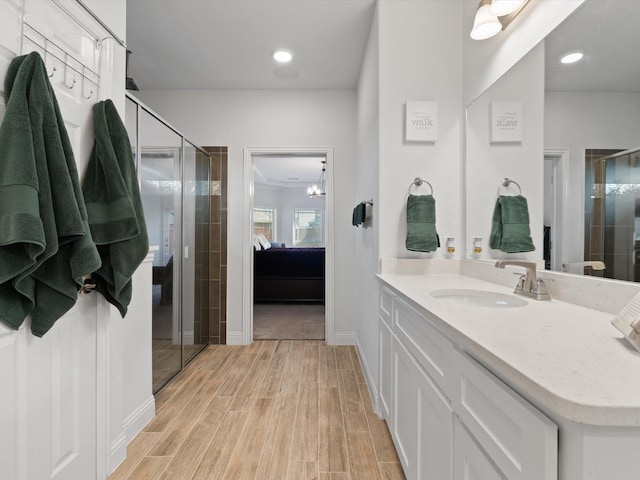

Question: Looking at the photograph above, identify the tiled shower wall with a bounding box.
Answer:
[585,148,626,279]
[205,147,228,344]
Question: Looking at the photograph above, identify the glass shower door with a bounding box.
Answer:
[138,109,183,393]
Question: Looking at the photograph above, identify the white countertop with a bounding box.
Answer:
[378,273,640,427]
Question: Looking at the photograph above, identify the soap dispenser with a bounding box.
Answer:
[471,237,482,258]
[445,236,455,258]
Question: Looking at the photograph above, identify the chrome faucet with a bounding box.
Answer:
[494,260,551,300]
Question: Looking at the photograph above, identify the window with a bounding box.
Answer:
[253,207,276,240]
[293,209,323,247]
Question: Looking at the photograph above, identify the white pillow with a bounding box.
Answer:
[252,235,262,250]
[257,234,271,250]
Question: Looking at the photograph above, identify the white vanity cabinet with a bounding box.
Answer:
[379,287,394,423]
[381,288,455,480]
[452,349,557,480]
[379,285,558,480]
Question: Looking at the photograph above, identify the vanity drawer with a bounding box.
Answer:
[393,296,453,398]
[452,349,557,480]
[379,286,394,326]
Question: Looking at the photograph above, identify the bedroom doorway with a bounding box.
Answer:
[243,147,335,344]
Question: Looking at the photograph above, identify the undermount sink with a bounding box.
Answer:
[429,289,528,308]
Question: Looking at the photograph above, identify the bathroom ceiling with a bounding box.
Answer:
[126,0,376,90]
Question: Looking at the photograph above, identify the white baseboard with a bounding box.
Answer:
[226,331,244,345]
[123,395,156,443]
[332,332,356,345]
[109,433,127,474]
[356,336,382,417]
[109,396,155,475]
[183,330,194,345]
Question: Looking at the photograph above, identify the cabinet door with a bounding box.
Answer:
[416,363,454,480]
[454,417,505,480]
[453,350,557,480]
[379,316,394,423]
[392,335,418,477]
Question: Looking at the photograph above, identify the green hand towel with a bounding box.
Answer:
[0,52,101,337]
[406,194,439,252]
[83,99,149,317]
[489,195,535,253]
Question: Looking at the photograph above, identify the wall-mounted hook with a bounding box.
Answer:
[64,78,76,89]
[48,65,57,78]
[80,279,96,294]
[82,89,94,100]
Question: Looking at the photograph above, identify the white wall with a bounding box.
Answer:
[378,0,463,261]
[354,0,464,409]
[545,91,640,263]
[254,183,326,247]
[355,1,380,402]
[135,89,358,341]
[466,42,545,262]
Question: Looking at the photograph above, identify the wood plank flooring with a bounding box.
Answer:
[109,340,404,480]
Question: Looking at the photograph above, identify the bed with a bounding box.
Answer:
[253,247,325,302]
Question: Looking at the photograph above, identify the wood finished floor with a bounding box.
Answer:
[109,340,404,480]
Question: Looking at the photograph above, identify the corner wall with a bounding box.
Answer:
[355,2,380,404]
[355,0,464,407]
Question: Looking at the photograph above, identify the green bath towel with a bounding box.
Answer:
[406,194,439,252]
[489,195,535,253]
[0,52,101,337]
[83,99,149,317]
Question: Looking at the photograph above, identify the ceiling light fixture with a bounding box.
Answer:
[470,0,529,41]
[489,0,526,17]
[307,160,326,198]
[560,51,584,64]
[470,0,502,40]
[273,49,293,63]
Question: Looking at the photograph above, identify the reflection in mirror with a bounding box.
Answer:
[465,0,640,285]
[545,0,640,282]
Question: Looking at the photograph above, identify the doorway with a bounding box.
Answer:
[543,149,568,271]
[243,147,335,344]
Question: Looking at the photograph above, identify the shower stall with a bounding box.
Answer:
[125,93,215,393]
[585,147,640,282]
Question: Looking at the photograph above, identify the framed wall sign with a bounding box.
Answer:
[405,101,438,142]
[491,101,523,143]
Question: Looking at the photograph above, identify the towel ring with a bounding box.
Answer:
[497,178,522,196]
[408,177,433,196]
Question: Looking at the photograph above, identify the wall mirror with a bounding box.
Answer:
[465,0,640,283]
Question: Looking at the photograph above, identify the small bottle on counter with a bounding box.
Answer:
[445,236,455,258]
[472,236,482,258]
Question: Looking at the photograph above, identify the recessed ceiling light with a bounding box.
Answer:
[560,51,584,64]
[273,49,293,63]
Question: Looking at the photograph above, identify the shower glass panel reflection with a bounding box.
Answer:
[139,109,183,393]
[183,143,211,364]
[586,147,640,282]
